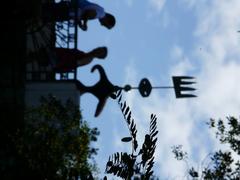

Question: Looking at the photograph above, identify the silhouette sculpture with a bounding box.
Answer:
[52,47,107,72]
[42,0,116,31]
[44,47,107,72]
[74,65,197,117]
[75,65,120,117]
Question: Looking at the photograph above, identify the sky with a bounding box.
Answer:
[76,0,240,179]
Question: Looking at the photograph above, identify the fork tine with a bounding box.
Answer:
[179,94,197,98]
[172,76,197,98]
[180,81,196,85]
[180,87,196,91]
[177,76,195,79]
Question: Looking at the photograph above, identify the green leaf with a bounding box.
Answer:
[121,137,132,142]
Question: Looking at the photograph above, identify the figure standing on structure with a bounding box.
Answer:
[42,0,116,31]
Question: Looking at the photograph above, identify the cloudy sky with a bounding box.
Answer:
[77,0,240,179]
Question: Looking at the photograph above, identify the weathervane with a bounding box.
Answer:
[75,64,197,117]
[119,76,196,98]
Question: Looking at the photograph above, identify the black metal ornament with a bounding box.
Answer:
[138,78,152,97]
[121,77,197,98]
[75,64,120,117]
[172,76,197,98]
[75,64,197,117]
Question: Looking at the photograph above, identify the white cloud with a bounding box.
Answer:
[149,0,166,12]
[170,45,194,75]
[125,0,134,7]
[179,0,198,8]
[161,10,171,28]
[171,45,184,60]
[121,0,240,178]
[192,0,240,118]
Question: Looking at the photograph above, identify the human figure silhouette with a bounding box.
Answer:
[27,46,108,73]
[42,0,116,31]
[52,47,107,73]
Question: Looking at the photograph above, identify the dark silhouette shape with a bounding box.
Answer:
[73,66,196,117]
[105,91,158,179]
[42,0,116,31]
[138,78,152,97]
[119,77,197,98]
[27,47,107,72]
[75,64,119,117]
[172,76,197,98]
[52,47,107,72]
[7,95,99,179]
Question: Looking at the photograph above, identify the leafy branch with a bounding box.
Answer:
[172,116,240,179]
[105,91,159,179]
[115,90,138,152]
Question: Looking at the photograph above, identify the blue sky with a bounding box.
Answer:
[76,0,240,179]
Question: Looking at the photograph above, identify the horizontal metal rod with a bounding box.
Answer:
[152,86,174,89]
[130,86,174,89]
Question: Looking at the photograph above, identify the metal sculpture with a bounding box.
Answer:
[121,76,197,98]
[75,65,120,117]
[75,64,197,117]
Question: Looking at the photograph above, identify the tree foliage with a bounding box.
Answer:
[173,116,240,180]
[8,95,99,180]
[105,91,159,180]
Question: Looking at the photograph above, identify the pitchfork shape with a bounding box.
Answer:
[121,76,197,98]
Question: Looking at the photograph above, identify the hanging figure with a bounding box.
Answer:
[27,46,108,72]
[42,0,116,31]
[50,46,108,73]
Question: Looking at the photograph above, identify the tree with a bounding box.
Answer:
[172,116,240,180]
[104,91,159,180]
[4,95,99,180]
